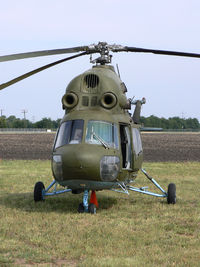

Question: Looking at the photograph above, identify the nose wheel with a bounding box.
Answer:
[78,190,98,214]
[78,203,85,213]
[88,203,97,214]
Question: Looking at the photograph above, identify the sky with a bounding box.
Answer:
[0,0,200,122]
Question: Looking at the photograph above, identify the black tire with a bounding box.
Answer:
[167,183,176,204]
[78,203,85,213]
[34,181,45,202]
[88,203,97,214]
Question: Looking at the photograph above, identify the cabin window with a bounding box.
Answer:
[132,128,143,156]
[86,120,119,149]
[55,120,84,148]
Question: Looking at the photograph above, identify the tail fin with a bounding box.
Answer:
[132,97,146,124]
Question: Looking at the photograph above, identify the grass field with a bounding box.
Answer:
[0,160,200,266]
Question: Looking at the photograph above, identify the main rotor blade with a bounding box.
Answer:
[120,46,200,59]
[0,46,89,62]
[0,52,87,90]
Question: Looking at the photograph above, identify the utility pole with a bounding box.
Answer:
[21,109,28,120]
[21,109,28,128]
[0,109,4,117]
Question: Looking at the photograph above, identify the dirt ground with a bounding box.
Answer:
[0,133,55,160]
[141,132,200,161]
[0,132,200,161]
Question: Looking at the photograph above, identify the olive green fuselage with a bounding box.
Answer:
[52,65,143,190]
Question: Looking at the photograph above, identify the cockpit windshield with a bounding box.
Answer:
[55,120,84,149]
[86,120,119,149]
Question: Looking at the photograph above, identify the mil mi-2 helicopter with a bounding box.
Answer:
[1,42,200,213]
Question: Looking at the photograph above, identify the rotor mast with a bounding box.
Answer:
[89,42,113,65]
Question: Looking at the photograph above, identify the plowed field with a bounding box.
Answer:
[141,132,200,161]
[0,132,200,161]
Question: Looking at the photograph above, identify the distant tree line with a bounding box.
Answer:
[0,115,199,130]
[140,115,200,129]
[0,116,61,129]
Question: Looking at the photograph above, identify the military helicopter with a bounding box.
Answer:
[1,42,200,213]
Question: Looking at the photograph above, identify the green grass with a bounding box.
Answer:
[0,160,200,266]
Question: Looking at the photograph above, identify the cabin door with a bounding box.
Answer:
[120,124,131,169]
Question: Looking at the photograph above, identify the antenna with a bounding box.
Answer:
[116,64,121,78]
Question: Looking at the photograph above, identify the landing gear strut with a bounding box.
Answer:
[111,168,176,204]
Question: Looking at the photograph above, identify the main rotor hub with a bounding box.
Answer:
[89,42,112,65]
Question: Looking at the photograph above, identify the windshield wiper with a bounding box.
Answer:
[92,131,109,149]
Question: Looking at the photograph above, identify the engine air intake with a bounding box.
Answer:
[62,92,78,109]
[101,92,117,109]
[84,74,99,88]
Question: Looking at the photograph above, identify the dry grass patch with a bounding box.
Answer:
[0,160,200,266]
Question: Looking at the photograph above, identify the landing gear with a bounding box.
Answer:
[33,180,99,213]
[78,202,97,214]
[78,203,85,213]
[112,169,177,205]
[34,181,45,202]
[167,183,176,204]
[33,180,72,203]
[78,190,98,214]
[88,203,97,214]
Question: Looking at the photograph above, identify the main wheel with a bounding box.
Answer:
[88,203,97,214]
[167,183,176,204]
[34,181,45,202]
[78,203,85,213]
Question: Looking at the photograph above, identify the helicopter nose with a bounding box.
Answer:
[59,144,101,181]
[53,144,120,182]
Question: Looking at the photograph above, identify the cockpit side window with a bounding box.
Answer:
[70,120,84,144]
[132,128,143,156]
[54,120,84,148]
